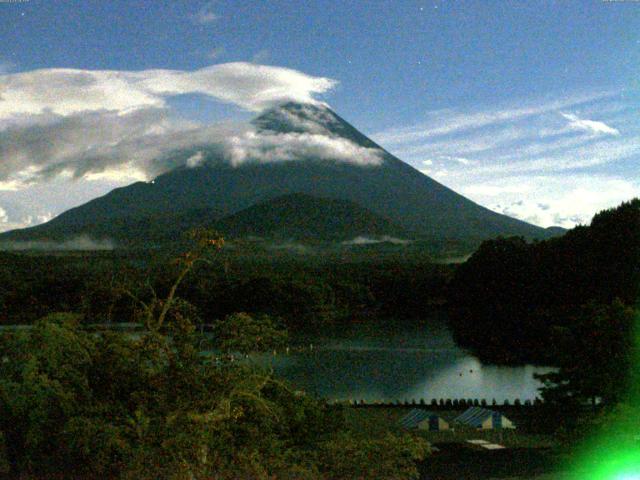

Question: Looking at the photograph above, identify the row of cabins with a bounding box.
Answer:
[398,407,515,432]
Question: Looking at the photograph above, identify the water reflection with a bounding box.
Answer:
[258,318,554,402]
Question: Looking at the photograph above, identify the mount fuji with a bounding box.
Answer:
[0,102,557,249]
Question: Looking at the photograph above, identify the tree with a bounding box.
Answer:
[215,312,287,354]
[536,300,636,411]
[447,199,640,365]
[0,313,95,475]
[124,229,224,332]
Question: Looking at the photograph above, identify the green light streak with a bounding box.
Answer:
[570,444,640,479]
[564,313,640,479]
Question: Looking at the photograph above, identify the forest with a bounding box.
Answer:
[448,198,640,364]
[0,248,451,330]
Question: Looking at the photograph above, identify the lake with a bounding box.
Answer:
[256,316,555,403]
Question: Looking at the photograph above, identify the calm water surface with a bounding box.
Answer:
[257,316,554,403]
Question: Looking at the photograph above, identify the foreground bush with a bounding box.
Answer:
[0,311,428,479]
[0,232,429,478]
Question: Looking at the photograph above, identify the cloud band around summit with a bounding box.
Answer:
[0,62,338,119]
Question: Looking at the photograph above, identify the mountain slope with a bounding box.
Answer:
[0,102,554,247]
[0,194,407,246]
[215,193,407,241]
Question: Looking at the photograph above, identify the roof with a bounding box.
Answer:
[398,409,442,428]
[454,407,500,427]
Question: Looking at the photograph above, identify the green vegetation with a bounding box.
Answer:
[535,301,636,410]
[448,199,640,365]
[0,232,430,479]
[215,193,409,241]
[214,312,288,354]
[0,248,451,328]
[2,198,640,477]
[448,201,640,420]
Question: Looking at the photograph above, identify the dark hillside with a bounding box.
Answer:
[447,199,640,364]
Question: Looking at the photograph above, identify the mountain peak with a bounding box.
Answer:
[252,101,381,150]
[252,101,340,134]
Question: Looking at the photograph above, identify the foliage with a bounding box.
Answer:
[535,301,636,409]
[214,312,287,353]
[0,313,96,475]
[587,402,640,439]
[0,251,450,328]
[448,199,640,364]
[318,431,430,480]
[0,311,430,478]
[124,229,224,332]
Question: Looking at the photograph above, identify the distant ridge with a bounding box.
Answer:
[215,193,408,241]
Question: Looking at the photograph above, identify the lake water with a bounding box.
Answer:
[256,317,555,403]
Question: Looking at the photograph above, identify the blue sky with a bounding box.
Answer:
[0,0,639,230]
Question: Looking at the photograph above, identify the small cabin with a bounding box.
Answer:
[398,409,451,431]
[454,407,515,430]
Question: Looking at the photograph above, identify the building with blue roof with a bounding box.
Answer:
[398,409,451,431]
[454,407,515,430]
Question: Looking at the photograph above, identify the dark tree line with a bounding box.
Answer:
[0,252,451,330]
[447,199,640,413]
[448,199,640,364]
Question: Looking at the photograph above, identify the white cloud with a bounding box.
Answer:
[459,137,639,177]
[0,61,14,75]
[0,103,383,188]
[83,164,148,182]
[379,89,638,229]
[0,205,53,232]
[462,183,533,197]
[372,91,616,145]
[0,180,23,192]
[186,151,206,168]
[0,236,115,251]
[0,177,128,232]
[0,63,338,118]
[0,63,358,188]
[460,175,640,228]
[227,130,383,167]
[190,2,219,25]
[395,126,530,160]
[2,60,634,236]
[441,155,473,165]
[0,108,192,184]
[560,112,620,136]
[342,236,411,246]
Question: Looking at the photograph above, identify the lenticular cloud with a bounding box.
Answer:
[0,62,338,120]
